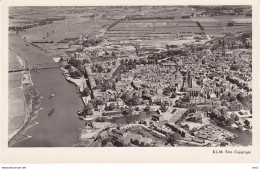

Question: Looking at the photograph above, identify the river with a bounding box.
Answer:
[10,35,84,147]
[107,111,157,124]
[219,126,252,146]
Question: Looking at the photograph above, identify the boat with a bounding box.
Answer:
[77,111,81,115]
[49,93,55,99]
[79,117,84,120]
[48,107,55,116]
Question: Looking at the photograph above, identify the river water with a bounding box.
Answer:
[219,126,252,146]
[108,111,157,124]
[10,35,84,147]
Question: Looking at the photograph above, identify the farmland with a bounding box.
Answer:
[105,19,202,43]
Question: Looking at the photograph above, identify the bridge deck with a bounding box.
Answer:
[9,63,61,73]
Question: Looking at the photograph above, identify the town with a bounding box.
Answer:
[9,6,252,147]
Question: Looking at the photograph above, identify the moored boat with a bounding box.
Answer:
[48,107,55,116]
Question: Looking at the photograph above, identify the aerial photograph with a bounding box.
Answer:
[8,6,252,147]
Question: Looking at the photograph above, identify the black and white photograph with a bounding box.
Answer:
[1,0,260,164]
[7,5,254,147]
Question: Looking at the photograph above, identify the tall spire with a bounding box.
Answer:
[187,71,192,88]
[222,38,225,56]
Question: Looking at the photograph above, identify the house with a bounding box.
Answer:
[165,122,187,137]
[97,104,106,112]
[151,96,161,105]
[152,114,164,121]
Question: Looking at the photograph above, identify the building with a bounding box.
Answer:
[165,122,187,137]
[187,87,201,97]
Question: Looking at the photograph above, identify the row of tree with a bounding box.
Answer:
[121,92,142,106]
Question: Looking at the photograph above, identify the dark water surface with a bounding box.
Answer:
[10,35,84,147]
[109,111,157,124]
[219,126,252,146]
[13,68,84,147]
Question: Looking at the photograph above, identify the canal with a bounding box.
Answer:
[108,111,157,124]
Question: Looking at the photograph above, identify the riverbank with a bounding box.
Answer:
[60,66,91,106]
[8,46,43,146]
[8,49,27,138]
[9,34,85,147]
[218,125,252,146]
[8,48,42,146]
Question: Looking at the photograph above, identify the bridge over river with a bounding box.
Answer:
[8,62,61,73]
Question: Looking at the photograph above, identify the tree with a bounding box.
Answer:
[121,92,131,104]
[210,109,221,119]
[182,124,189,131]
[110,103,117,110]
[111,51,116,56]
[244,119,250,126]
[70,70,82,78]
[166,136,175,146]
[183,93,190,102]
[75,60,82,67]
[77,65,85,74]
[144,106,150,111]
[64,64,71,69]
[132,95,141,106]
[231,112,239,121]
[236,93,244,102]
[97,65,103,73]
[83,58,90,64]
[122,108,133,116]
[220,108,227,117]
[163,87,171,96]
[82,87,90,96]
[220,142,228,147]
[101,80,114,92]
[170,92,177,98]
[83,103,94,116]
[104,105,111,111]
[142,89,149,96]
[96,99,105,105]
[225,118,235,126]
[228,101,243,111]
[68,57,77,66]
[160,104,168,113]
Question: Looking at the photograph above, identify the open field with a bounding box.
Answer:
[191,15,252,26]
[105,19,202,42]
[8,87,25,135]
[204,25,251,35]
[9,49,23,71]
[9,72,21,88]
[21,19,111,43]
[105,14,252,43]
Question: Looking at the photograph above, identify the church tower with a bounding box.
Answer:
[222,38,225,56]
[187,71,192,88]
